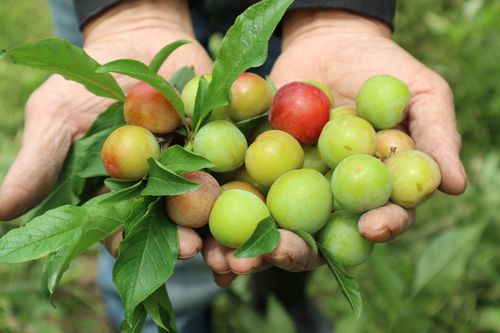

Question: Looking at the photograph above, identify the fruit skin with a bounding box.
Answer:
[330,106,357,119]
[269,81,331,144]
[332,154,392,213]
[318,211,374,266]
[267,168,332,233]
[101,125,160,180]
[385,150,441,208]
[245,130,304,187]
[375,129,415,159]
[124,82,181,134]
[318,115,376,169]
[209,189,270,248]
[220,181,265,202]
[166,172,220,228]
[303,79,334,105]
[193,120,248,172]
[303,145,329,174]
[228,72,273,122]
[356,75,411,129]
[181,74,229,120]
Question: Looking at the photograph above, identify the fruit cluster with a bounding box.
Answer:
[101,72,441,267]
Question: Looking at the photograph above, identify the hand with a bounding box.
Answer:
[0,0,211,258]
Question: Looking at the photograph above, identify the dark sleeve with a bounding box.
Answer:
[289,0,396,29]
[73,0,120,29]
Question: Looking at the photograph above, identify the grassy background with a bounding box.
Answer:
[0,0,499,332]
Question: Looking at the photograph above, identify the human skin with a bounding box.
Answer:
[204,9,467,287]
[0,0,212,259]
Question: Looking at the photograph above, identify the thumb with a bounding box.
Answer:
[0,115,73,220]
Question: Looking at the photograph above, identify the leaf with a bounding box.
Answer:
[0,49,6,60]
[84,102,125,136]
[149,40,191,73]
[234,216,280,258]
[113,202,179,323]
[97,59,185,117]
[97,180,146,204]
[158,145,214,173]
[294,230,318,255]
[141,159,198,196]
[73,129,111,178]
[191,76,210,130]
[143,285,178,333]
[6,38,124,101]
[199,0,293,125]
[169,66,196,93]
[412,222,487,295]
[234,113,269,137]
[105,178,141,192]
[120,304,147,333]
[318,245,362,319]
[0,205,83,263]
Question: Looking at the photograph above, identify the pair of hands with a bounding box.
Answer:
[0,1,466,288]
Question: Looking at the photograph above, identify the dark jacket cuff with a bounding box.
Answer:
[73,0,121,30]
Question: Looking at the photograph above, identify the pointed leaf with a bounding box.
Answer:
[143,285,178,332]
[294,230,318,255]
[105,178,141,192]
[158,145,214,173]
[169,66,196,93]
[191,76,210,130]
[120,304,147,333]
[234,216,280,258]
[141,159,198,196]
[6,38,124,101]
[149,40,191,73]
[98,180,146,204]
[234,113,269,137]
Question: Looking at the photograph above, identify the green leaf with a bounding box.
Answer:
[158,145,214,173]
[113,202,179,323]
[143,285,178,333]
[318,245,362,319]
[97,59,185,117]
[0,49,6,60]
[141,159,198,196]
[199,0,293,125]
[191,76,210,130]
[149,40,190,73]
[294,230,318,255]
[0,205,83,263]
[6,38,124,101]
[234,216,280,258]
[120,304,147,333]
[234,112,269,137]
[73,129,111,178]
[169,66,196,93]
[84,102,125,136]
[98,180,146,204]
[412,222,487,295]
[105,178,141,192]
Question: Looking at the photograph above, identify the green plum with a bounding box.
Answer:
[318,211,374,266]
[356,75,410,129]
[228,72,273,122]
[209,189,270,248]
[303,145,329,174]
[267,168,332,233]
[181,74,229,120]
[329,106,357,119]
[385,150,441,208]
[332,154,392,213]
[193,120,247,172]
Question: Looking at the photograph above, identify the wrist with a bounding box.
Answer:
[282,10,391,49]
[83,0,194,46]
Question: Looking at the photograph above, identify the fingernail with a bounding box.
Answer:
[213,269,231,274]
[178,248,199,260]
[231,267,257,275]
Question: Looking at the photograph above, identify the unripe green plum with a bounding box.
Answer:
[234,167,269,194]
[209,189,270,248]
[318,211,374,266]
[330,106,357,119]
[245,130,304,187]
[228,72,273,122]
[101,125,160,180]
[303,145,329,174]
[332,155,392,213]
[220,181,265,202]
[267,169,332,233]
[181,74,229,120]
[375,129,415,159]
[124,82,181,134]
[356,75,410,129]
[318,115,376,168]
[193,120,247,172]
[166,172,220,228]
[385,150,441,208]
[303,80,334,105]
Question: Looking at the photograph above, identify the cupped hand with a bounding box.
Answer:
[0,0,212,259]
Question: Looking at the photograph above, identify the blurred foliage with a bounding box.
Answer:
[0,0,499,332]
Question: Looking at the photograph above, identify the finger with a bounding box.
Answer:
[0,116,73,221]
[177,226,202,259]
[358,203,416,242]
[102,228,124,258]
[212,271,238,288]
[202,236,231,274]
[264,229,322,272]
[409,77,467,195]
[225,250,266,275]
